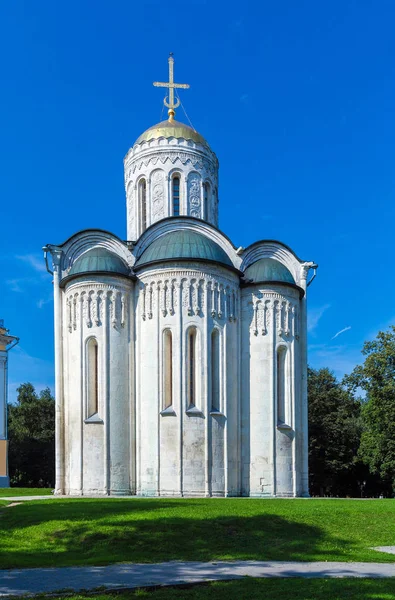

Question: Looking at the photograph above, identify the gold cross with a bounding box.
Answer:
[153,53,190,121]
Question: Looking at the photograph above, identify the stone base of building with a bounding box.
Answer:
[56,489,311,498]
[0,475,10,488]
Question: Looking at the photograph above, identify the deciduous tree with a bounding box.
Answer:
[8,382,55,487]
[308,367,363,496]
[344,326,395,495]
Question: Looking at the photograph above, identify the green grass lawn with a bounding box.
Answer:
[1,498,395,569]
[43,579,395,600]
[0,487,52,497]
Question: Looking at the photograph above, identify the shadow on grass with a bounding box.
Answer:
[60,580,395,600]
[0,498,365,569]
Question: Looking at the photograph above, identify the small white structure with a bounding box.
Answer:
[44,56,317,497]
[0,320,19,487]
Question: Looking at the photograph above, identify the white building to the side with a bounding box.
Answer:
[0,320,19,487]
[44,56,317,497]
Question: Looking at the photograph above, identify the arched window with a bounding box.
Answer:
[277,346,287,424]
[172,176,180,216]
[187,328,197,407]
[139,178,147,232]
[163,330,173,409]
[203,182,210,220]
[211,329,220,411]
[87,338,98,417]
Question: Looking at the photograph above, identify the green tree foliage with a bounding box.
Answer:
[8,382,55,488]
[344,326,395,495]
[308,367,364,497]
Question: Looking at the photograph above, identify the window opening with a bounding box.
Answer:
[163,330,173,409]
[204,183,210,220]
[211,329,220,411]
[172,176,180,216]
[277,347,286,424]
[87,338,98,417]
[187,328,197,406]
[139,179,147,231]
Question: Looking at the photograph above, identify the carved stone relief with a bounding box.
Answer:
[250,293,298,339]
[124,149,218,181]
[151,170,165,221]
[138,272,238,321]
[65,284,129,331]
[188,173,201,219]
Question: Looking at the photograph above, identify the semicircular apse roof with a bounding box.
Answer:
[135,229,233,269]
[244,258,295,284]
[67,247,129,278]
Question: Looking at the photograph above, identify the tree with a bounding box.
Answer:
[8,383,55,487]
[344,326,395,496]
[308,367,363,497]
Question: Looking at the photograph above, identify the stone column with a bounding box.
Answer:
[299,262,315,497]
[50,249,65,495]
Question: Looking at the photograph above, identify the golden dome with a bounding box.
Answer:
[135,119,208,147]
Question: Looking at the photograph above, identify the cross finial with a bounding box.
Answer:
[153,53,190,121]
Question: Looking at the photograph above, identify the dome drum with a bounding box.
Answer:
[125,119,219,240]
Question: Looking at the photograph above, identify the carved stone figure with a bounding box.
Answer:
[188,173,202,218]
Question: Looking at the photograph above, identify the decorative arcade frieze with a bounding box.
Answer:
[125,150,217,183]
[138,273,238,321]
[65,284,129,332]
[250,292,299,339]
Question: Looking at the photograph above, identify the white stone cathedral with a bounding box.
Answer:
[44,56,317,498]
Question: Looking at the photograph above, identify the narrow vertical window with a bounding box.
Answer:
[163,330,173,409]
[211,329,220,411]
[187,328,197,407]
[139,178,147,232]
[87,338,98,417]
[277,347,287,424]
[204,182,210,220]
[172,176,180,216]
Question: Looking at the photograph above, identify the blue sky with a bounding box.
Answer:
[1,0,395,400]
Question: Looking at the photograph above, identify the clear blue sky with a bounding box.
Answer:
[1,0,394,400]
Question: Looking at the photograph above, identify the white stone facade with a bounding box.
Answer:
[45,115,316,497]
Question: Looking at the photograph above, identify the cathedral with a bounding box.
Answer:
[44,56,317,497]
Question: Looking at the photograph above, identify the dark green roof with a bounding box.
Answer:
[244,258,295,284]
[68,248,129,277]
[135,230,233,269]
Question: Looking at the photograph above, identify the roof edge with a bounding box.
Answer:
[60,271,135,289]
[242,239,305,264]
[133,215,239,252]
[241,279,305,298]
[134,256,241,275]
[48,228,128,249]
